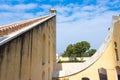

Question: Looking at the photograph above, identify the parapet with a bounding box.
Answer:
[112,15,120,23]
[0,16,49,38]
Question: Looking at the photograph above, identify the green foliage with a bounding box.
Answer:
[57,60,84,63]
[62,44,74,57]
[82,49,96,57]
[62,41,96,57]
[73,41,90,57]
[82,53,89,57]
[87,49,96,57]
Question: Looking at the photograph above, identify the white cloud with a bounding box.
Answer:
[55,2,120,53]
[0,3,39,26]
[0,3,38,12]
[40,4,52,10]
[81,5,95,11]
[14,3,37,10]
[109,0,120,6]
[0,12,36,26]
[0,1,120,53]
[36,12,46,16]
[97,0,110,5]
[0,3,52,26]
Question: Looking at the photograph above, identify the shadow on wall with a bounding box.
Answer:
[0,36,8,42]
[52,63,62,80]
[116,66,120,80]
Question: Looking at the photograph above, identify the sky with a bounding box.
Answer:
[0,0,120,54]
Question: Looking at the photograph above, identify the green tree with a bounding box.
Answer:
[73,41,90,57]
[87,49,96,57]
[82,52,89,57]
[82,49,96,57]
[62,44,74,57]
[62,41,96,60]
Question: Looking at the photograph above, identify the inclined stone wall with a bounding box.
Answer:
[0,16,48,38]
[114,20,120,67]
[0,16,56,80]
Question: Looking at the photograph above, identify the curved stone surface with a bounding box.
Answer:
[53,15,120,79]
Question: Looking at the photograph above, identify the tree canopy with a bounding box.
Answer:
[62,44,74,57]
[62,41,96,57]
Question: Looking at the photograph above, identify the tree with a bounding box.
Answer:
[82,49,96,57]
[87,49,96,57]
[62,41,96,58]
[62,44,74,57]
[73,41,90,57]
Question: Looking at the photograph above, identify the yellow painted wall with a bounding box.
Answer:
[53,17,120,80]
[58,57,90,62]
[114,20,120,67]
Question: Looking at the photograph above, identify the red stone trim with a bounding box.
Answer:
[0,16,48,38]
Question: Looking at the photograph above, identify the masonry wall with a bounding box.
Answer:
[114,20,120,67]
[53,40,118,80]
[53,18,120,80]
[0,16,56,80]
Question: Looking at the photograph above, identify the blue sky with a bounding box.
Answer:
[0,0,120,54]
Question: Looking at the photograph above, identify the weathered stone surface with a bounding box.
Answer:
[0,14,56,80]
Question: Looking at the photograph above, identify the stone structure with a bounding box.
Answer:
[50,8,56,14]
[57,57,90,62]
[1,9,120,80]
[53,15,120,80]
[0,13,56,80]
[0,16,48,38]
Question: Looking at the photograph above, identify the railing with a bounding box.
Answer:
[0,16,49,38]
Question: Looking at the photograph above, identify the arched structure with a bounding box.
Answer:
[48,41,51,63]
[98,68,108,80]
[42,33,46,65]
[82,77,90,80]
[53,16,120,80]
[42,71,45,80]
[116,66,120,80]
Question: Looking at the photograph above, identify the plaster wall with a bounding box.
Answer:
[53,17,120,80]
[0,15,56,80]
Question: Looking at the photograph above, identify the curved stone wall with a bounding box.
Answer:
[53,16,120,80]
